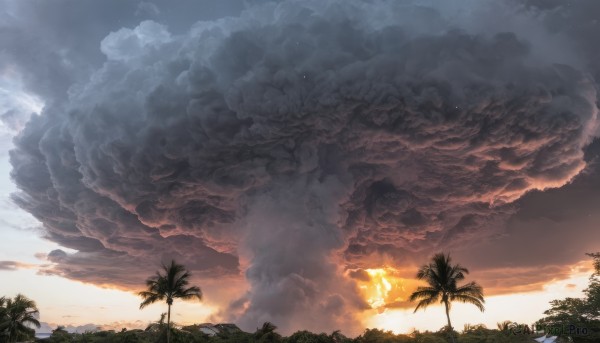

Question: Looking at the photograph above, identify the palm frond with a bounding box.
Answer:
[449,264,469,281]
[497,320,512,331]
[450,294,485,312]
[454,282,484,300]
[413,295,438,313]
[21,314,41,328]
[139,260,203,313]
[139,292,164,309]
[408,287,439,301]
[176,286,203,301]
[410,252,486,319]
[1,294,40,341]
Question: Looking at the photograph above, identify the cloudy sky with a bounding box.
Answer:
[1,0,599,336]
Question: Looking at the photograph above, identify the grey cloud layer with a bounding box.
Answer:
[6,0,600,334]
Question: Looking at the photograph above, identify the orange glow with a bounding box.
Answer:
[354,267,420,313]
[363,264,592,334]
[364,268,394,309]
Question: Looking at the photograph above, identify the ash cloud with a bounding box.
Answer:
[5,0,600,334]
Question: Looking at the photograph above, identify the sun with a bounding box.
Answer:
[351,265,429,334]
[353,267,417,313]
[364,268,394,309]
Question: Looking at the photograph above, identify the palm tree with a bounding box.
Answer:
[496,320,513,332]
[253,322,281,342]
[0,296,6,342]
[330,329,348,343]
[0,294,41,342]
[139,260,202,343]
[409,253,485,343]
[145,312,167,333]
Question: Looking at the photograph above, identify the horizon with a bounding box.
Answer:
[24,266,594,336]
[1,0,600,338]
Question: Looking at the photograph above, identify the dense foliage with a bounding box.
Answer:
[0,294,41,343]
[35,325,551,343]
[535,253,600,342]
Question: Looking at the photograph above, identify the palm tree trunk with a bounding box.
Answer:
[167,303,171,343]
[444,300,456,343]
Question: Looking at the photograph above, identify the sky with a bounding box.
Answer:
[1,0,600,337]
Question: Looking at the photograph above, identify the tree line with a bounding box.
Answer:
[2,252,599,342]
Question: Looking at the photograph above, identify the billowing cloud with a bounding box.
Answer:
[5,0,600,335]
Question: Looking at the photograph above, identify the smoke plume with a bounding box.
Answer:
[7,0,600,334]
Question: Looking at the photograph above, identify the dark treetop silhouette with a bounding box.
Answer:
[139,260,202,343]
[409,253,485,343]
[0,294,41,343]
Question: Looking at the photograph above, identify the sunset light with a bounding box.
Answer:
[364,268,394,309]
[354,267,414,313]
[365,266,592,335]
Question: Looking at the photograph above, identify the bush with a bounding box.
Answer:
[285,330,331,343]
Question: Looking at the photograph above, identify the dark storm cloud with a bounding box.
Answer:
[454,138,600,292]
[0,0,246,126]
[515,0,600,77]
[5,0,600,334]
